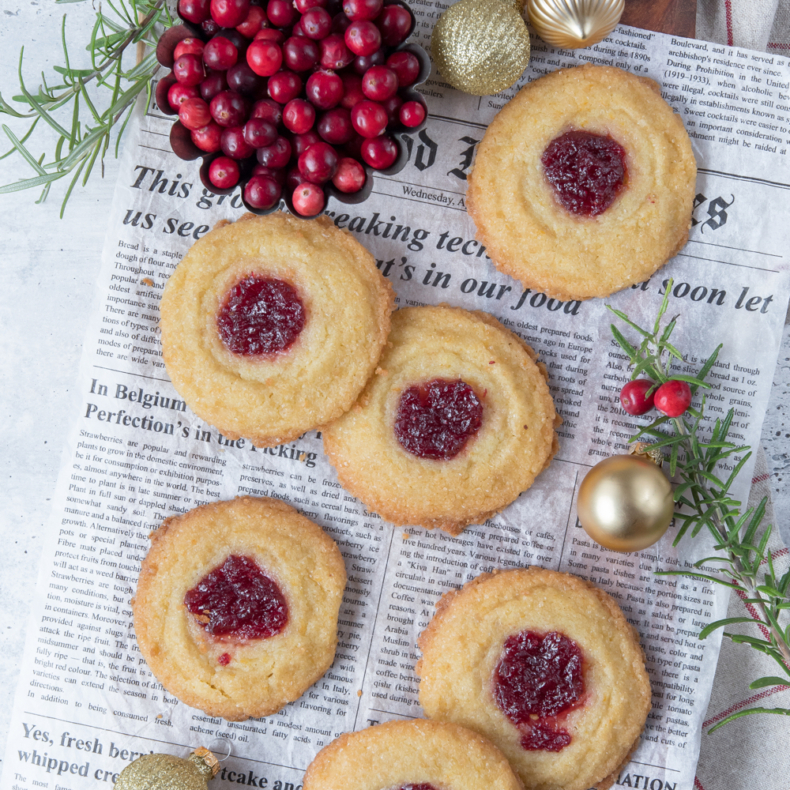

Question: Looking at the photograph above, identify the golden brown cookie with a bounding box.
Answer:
[303,719,525,790]
[323,305,559,535]
[417,568,651,790]
[160,212,394,447]
[133,496,347,721]
[467,65,696,301]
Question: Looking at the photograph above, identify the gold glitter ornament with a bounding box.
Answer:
[527,0,624,49]
[577,452,673,553]
[115,748,219,790]
[431,0,531,96]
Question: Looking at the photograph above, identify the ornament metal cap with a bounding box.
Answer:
[527,0,624,50]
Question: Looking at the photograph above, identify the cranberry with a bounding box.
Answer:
[317,107,354,144]
[227,63,265,96]
[395,379,482,460]
[399,100,425,128]
[361,65,397,101]
[244,174,283,209]
[174,54,205,87]
[320,33,354,70]
[352,47,385,74]
[302,7,332,38]
[295,0,328,10]
[252,98,284,125]
[253,164,286,185]
[179,97,212,130]
[299,142,339,183]
[286,165,305,192]
[291,18,308,37]
[174,38,205,60]
[386,50,420,87]
[283,98,316,134]
[257,135,292,168]
[292,181,326,215]
[343,0,381,20]
[184,555,288,638]
[255,27,286,44]
[377,4,412,46]
[331,11,352,34]
[215,28,248,51]
[268,70,303,103]
[382,94,403,123]
[494,631,584,752]
[179,0,210,24]
[209,156,240,189]
[221,126,255,159]
[210,90,248,126]
[247,39,283,76]
[343,131,364,159]
[351,99,387,137]
[542,130,626,217]
[192,122,224,152]
[237,4,268,37]
[202,18,221,36]
[292,130,321,156]
[168,83,200,112]
[244,118,278,148]
[340,72,365,108]
[211,0,250,27]
[654,380,692,417]
[306,70,344,110]
[619,379,656,416]
[332,156,365,193]
[267,0,299,26]
[283,36,320,71]
[203,37,238,71]
[345,20,381,56]
[200,71,228,102]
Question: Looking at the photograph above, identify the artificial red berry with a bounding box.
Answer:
[619,379,656,416]
[345,20,381,56]
[283,36,320,71]
[317,107,354,144]
[267,0,299,26]
[247,39,283,76]
[179,97,212,130]
[386,50,420,87]
[192,122,223,152]
[209,156,240,189]
[211,0,250,27]
[179,0,210,24]
[298,142,339,183]
[343,0,382,21]
[236,4,267,37]
[244,175,282,209]
[221,126,255,159]
[255,28,285,44]
[361,65,397,101]
[174,38,205,61]
[306,70,344,110]
[251,98,283,126]
[283,98,316,134]
[244,118,278,148]
[352,48,385,74]
[399,100,425,128]
[257,136,292,168]
[377,4,412,46]
[200,71,228,102]
[340,72,365,108]
[227,63,265,96]
[203,37,238,71]
[292,181,326,215]
[210,91,248,127]
[292,130,322,157]
[302,7,332,38]
[268,70,303,103]
[332,156,366,193]
[361,134,397,169]
[168,82,200,112]
[320,34,354,70]
[351,99,387,137]
[174,54,205,87]
[654,380,692,418]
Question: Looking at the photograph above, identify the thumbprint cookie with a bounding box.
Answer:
[417,568,651,790]
[133,497,347,720]
[160,212,394,447]
[467,65,696,301]
[302,719,524,790]
[323,305,559,535]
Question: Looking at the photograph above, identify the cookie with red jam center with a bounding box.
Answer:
[134,497,346,721]
[467,64,696,301]
[323,306,560,535]
[302,720,523,790]
[417,568,651,790]
[160,212,394,447]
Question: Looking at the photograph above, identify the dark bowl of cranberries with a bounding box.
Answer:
[154,0,430,218]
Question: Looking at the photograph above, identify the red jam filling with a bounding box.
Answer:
[184,555,288,640]
[398,786,438,790]
[394,379,483,461]
[494,631,585,752]
[217,276,305,356]
[541,130,627,217]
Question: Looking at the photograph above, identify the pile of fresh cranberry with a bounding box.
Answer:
[163,0,426,216]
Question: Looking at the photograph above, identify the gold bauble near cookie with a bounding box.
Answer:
[431,0,531,96]
[577,451,673,552]
[115,749,219,790]
[527,0,624,49]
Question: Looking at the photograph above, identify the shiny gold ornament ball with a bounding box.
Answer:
[115,749,219,790]
[577,454,674,553]
[527,0,624,49]
[431,0,531,96]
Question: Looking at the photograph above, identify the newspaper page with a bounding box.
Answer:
[4,10,790,790]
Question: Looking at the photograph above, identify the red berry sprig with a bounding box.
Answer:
[619,378,692,418]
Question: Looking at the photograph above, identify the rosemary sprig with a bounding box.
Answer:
[0,0,173,216]
[609,281,790,732]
